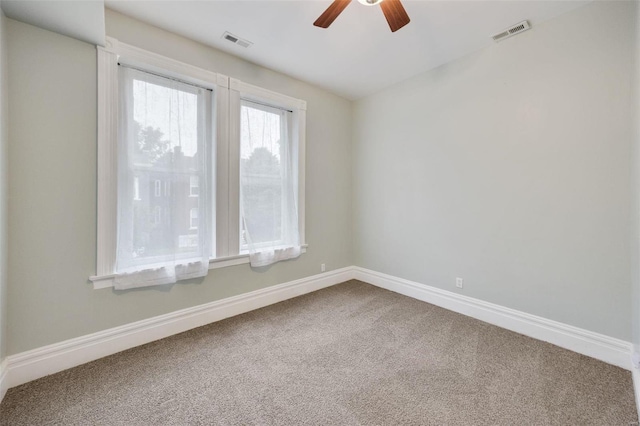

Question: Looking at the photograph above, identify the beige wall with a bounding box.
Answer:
[6,11,353,355]
[352,1,635,340]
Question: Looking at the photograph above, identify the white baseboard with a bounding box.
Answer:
[0,358,7,403]
[353,267,633,370]
[3,267,354,391]
[1,265,633,405]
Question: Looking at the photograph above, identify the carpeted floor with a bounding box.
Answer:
[0,280,637,425]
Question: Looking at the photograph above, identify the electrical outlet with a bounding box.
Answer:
[456,277,464,289]
[321,263,326,272]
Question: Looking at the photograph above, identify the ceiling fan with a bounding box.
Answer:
[313,0,411,33]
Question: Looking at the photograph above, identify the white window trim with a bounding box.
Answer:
[93,37,228,288]
[92,37,307,290]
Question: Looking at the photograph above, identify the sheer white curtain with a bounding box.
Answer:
[240,100,301,267]
[114,66,211,290]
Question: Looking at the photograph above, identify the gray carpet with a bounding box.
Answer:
[0,280,637,425]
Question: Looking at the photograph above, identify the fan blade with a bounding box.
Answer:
[313,0,352,28]
[380,0,410,32]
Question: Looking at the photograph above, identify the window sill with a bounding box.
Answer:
[89,245,307,290]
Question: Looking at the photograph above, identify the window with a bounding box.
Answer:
[152,206,162,225]
[190,208,198,230]
[93,37,306,289]
[114,64,212,287]
[239,100,296,256]
[189,176,199,197]
[229,80,306,268]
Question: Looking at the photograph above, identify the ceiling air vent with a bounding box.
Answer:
[492,20,530,42]
[222,31,253,48]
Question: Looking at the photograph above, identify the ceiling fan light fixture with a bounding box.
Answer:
[357,0,383,6]
[314,0,409,32]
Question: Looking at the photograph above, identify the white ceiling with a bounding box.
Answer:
[1,1,591,100]
[1,0,105,46]
[105,0,590,100]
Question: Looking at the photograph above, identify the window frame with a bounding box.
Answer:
[91,38,306,290]
[238,99,293,254]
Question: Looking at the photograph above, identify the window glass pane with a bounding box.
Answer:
[240,101,285,247]
[131,78,201,261]
[117,66,212,273]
